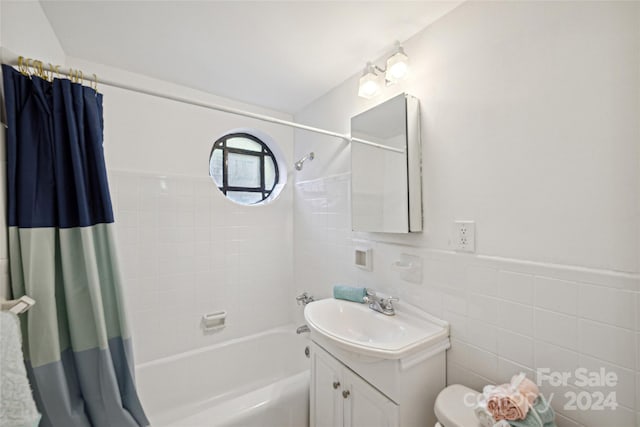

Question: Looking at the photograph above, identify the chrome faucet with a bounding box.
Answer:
[296,292,315,306]
[364,289,399,316]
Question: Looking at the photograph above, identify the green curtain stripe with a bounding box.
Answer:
[9,227,67,365]
[9,224,131,368]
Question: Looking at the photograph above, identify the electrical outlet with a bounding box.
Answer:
[453,221,475,252]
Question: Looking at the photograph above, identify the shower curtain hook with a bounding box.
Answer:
[48,64,55,82]
[35,61,44,79]
[25,58,33,79]
[17,56,26,76]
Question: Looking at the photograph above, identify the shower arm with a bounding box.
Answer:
[295,152,315,171]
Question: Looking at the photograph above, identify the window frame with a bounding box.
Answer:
[209,132,280,204]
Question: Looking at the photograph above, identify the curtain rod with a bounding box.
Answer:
[0,50,404,154]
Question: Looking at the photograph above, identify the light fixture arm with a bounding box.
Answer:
[357,42,409,98]
[372,65,396,87]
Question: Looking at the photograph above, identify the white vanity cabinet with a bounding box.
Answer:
[304,299,450,427]
[311,343,399,427]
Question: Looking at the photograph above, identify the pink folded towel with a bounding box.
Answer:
[485,373,540,422]
[486,385,528,421]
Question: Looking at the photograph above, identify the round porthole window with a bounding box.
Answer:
[209,132,284,205]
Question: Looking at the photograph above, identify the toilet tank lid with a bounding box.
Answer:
[434,384,484,427]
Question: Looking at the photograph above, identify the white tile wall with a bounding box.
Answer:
[534,276,578,316]
[535,308,578,350]
[109,170,294,363]
[293,173,640,427]
[499,271,534,305]
[578,284,636,329]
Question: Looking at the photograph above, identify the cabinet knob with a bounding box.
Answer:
[342,390,350,399]
[332,381,340,389]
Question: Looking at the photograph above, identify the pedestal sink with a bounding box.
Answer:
[304,298,449,361]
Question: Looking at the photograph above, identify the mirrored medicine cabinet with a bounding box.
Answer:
[350,93,422,233]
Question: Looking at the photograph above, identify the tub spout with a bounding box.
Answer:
[296,325,310,334]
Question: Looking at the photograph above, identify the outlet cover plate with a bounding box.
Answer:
[453,221,475,252]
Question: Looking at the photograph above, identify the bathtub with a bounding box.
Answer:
[136,326,310,427]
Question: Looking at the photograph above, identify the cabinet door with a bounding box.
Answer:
[342,369,399,427]
[311,345,343,427]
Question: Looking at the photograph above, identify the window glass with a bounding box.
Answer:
[210,149,223,186]
[226,137,262,152]
[227,153,261,188]
[209,133,280,205]
[264,157,276,190]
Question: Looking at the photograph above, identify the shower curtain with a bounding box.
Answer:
[2,65,149,427]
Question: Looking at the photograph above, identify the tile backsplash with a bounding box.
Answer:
[109,170,294,364]
[294,173,640,427]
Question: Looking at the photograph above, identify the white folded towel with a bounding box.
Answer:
[0,311,41,427]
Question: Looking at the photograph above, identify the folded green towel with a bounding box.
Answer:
[508,396,556,427]
[333,285,367,303]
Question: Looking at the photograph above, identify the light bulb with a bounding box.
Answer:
[358,64,381,99]
[385,47,409,83]
[360,79,379,97]
[388,61,408,80]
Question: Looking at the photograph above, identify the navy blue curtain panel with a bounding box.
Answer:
[2,64,149,427]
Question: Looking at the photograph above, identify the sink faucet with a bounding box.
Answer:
[296,292,315,306]
[364,289,399,316]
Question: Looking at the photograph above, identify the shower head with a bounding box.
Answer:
[295,152,315,171]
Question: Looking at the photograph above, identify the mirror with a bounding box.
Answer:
[351,93,422,233]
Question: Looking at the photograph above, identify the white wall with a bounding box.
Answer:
[293,2,640,426]
[0,0,65,64]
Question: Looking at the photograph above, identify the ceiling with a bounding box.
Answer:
[40,1,461,114]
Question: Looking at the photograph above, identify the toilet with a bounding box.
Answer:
[434,384,484,427]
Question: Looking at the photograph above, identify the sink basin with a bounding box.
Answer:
[304,298,449,360]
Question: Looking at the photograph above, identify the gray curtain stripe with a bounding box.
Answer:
[26,338,147,427]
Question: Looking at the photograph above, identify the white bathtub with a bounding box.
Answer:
[136,326,310,427]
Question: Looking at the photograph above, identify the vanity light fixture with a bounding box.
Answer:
[357,43,409,98]
[358,62,382,99]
